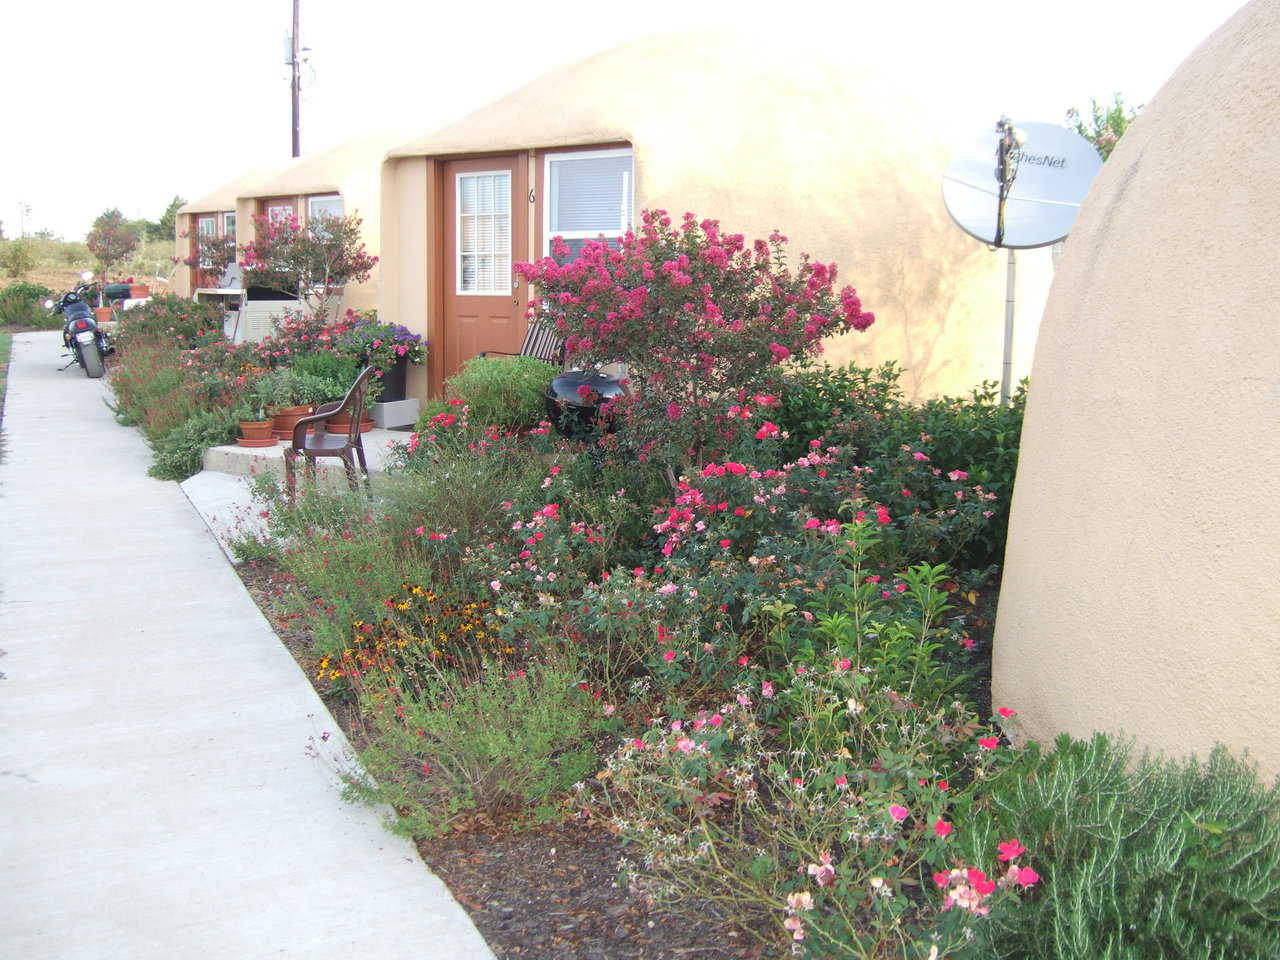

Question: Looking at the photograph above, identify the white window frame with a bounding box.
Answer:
[542,147,634,257]
[196,215,217,268]
[306,193,343,223]
[264,200,295,225]
[454,170,512,296]
[221,211,236,238]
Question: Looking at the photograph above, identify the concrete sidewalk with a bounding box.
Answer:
[0,333,494,959]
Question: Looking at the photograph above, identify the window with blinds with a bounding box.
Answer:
[544,148,633,262]
[456,171,512,295]
[222,211,236,237]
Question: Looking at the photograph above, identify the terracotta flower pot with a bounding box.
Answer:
[129,284,150,299]
[237,420,276,447]
[93,306,113,325]
[271,405,314,441]
[325,410,376,433]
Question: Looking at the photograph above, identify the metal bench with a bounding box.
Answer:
[478,316,565,367]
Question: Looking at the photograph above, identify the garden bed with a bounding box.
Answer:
[237,558,761,959]
[112,207,1280,958]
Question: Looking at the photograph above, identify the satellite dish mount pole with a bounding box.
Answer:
[290,0,301,158]
[994,117,1023,405]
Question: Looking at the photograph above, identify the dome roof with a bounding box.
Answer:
[388,31,1036,398]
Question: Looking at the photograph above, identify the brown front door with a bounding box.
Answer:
[442,156,528,381]
[192,214,217,290]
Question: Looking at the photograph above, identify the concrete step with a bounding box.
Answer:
[202,427,408,479]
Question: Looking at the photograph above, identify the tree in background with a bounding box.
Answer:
[0,240,36,278]
[151,196,185,242]
[1067,93,1141,161]
[86,208,139,278]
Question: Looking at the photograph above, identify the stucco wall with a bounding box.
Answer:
[238,135,402,318]
[383,32,1050,400]
[993,0,1280,776]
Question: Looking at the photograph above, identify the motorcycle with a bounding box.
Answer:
[44,271,111,379]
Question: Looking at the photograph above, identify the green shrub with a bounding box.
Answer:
[445,355,556,429]
[289,350,360,384]
[0,281,57,328]
[346,652,612,837]
[112,294,226,351]
[147,407,239,480]
[776,362,1026,570]
[956,733,1280,960]
[597,527,1016,956]
[413,399,453,431]
[0,240,36,279]
[288,352,362,405]
[107,340,198,439]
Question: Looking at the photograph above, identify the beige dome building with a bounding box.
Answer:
[993,0,1280,776]
[173,134,406,315]
[378,32,1053,399]
[172,164,287,299]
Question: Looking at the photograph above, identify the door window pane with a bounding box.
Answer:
[266,202,294,224]
[222,211,236,237]
[456,172,512,294]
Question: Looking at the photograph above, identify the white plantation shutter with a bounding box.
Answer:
[544,149,634,261]
[456,171,512,294]
[551,155,632,231]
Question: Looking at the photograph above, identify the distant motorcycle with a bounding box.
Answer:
[45,271,110,379]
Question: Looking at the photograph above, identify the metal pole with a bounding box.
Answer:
[291,0,301,157]
[1001,247,1016,405]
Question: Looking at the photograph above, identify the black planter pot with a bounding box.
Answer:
[377,355,409,402]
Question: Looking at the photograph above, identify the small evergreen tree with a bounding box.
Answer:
[150,196,185,242]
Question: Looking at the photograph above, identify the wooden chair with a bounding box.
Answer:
[283,366,375,496]
[478,315,565,367]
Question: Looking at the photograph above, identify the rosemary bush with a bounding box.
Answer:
[957,733,1280,959]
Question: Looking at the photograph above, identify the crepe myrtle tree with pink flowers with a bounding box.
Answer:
[514,210,875,474]
[239,212,378,324]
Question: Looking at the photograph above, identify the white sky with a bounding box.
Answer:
[0,0,1247,240]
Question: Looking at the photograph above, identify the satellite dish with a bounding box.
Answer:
[943,121,1102,249]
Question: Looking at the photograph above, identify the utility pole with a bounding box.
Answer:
[290,0,301,157]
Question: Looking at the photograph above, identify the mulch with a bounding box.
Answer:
[236,559,769,960]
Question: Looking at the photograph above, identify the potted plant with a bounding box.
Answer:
[289,352,375,432]
[265,369,315,441]
[330,310,426,402]
[323,381,378,433]
[234,386,276,448]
